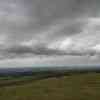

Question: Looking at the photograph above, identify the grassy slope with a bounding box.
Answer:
[0,73,100,100]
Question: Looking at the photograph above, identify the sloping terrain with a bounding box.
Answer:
[0,72,100,100]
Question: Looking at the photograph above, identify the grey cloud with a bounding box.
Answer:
[0,0,100,58]
[0,0,99,43]
[4,45,66,56]
[1,43,99,59]
[0,0,99,34]
[35,0,100,26]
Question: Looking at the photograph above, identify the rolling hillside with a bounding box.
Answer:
[0,72,100,100]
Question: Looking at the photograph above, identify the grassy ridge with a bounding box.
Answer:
[0,73,100,100]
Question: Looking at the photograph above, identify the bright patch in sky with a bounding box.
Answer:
[58,38,73,50]
[47,38,73,51]
[20,39,37,47]
[0,34,7,45]
[92,44,100,52]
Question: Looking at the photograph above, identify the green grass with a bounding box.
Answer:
[0,73,100,100]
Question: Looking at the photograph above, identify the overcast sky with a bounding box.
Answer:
[0,0,100,67]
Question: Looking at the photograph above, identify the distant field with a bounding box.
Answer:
[0,73,100,100]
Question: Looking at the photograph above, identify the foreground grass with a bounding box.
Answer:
[0,73,100,100]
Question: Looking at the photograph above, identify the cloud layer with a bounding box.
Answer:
[0,0,100,62]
